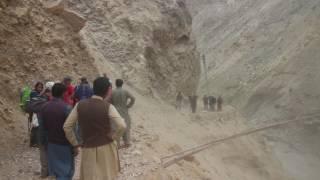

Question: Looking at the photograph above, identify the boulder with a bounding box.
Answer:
[43,0,65,15]
[44,0,86,32]
[61,9,86,32]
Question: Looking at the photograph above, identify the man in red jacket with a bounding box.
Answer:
[63,77,75,106]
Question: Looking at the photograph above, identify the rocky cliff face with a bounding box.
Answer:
[0,0,200,155]
[65,0,200,100]
[0,0,98,152]
[186,0,320,179]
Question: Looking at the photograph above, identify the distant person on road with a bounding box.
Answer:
[41,83,75,180]
[208,96,216,111]
[111,79,135,148]
[217,96,223,111]
[189,94,198,113]
[64,77,126,180]
[202,95,208,110]
[176,92,183,110]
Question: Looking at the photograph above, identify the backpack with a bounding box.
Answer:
[20,86,32,112]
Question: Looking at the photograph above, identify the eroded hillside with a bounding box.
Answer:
[65,0,200,100]
[0,0,200,149]
[0,0,98,154]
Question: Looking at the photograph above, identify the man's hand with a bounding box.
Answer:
[73,146,81,157]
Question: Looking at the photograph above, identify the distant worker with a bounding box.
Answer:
[217,96,223,111]
[111,79,135,148]
[202,95,208,110]
[208,96,216,111]
[64,77,126,180]
[189,94,198,113]
[176,92,183,110]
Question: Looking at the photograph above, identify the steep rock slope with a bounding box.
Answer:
[186,0,320,179]
[65,0,200,100]
[0,0,201,170]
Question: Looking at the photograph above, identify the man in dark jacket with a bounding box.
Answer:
[41,83,75,180]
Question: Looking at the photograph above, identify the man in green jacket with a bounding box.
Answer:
[111,79,135,148]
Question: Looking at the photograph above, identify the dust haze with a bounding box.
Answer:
[0,0,319,179]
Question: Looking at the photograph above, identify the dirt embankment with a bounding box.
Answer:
[0,0,97,154]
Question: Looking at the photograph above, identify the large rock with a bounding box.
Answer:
[61,9,86,32]
[44,0,86,32]
[44,0,65,15]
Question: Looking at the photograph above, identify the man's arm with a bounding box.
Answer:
[63,104,79,147]
[109,104,126,139]
[126,91,135,108]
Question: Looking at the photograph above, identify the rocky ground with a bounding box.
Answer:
[0,120,161,180]
[0,88,292,179]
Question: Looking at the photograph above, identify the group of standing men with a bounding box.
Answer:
[176,92,223,113]
[203,95,223,112]
[24,75,135,180]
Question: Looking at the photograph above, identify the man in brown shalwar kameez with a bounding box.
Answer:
[64,77,126,180]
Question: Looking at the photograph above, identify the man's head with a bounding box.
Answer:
[115,79,123,88]
[52,83,66,98]
[34,82,44,93]
[45,81,55,91]
[80,77,88,84]
[93,77,111,98]
[63,76,72,86]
